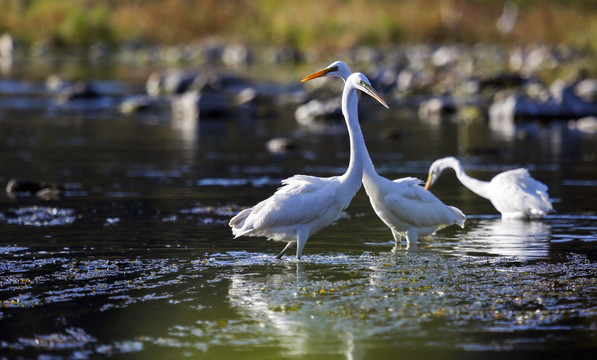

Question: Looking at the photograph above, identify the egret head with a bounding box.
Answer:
[349,72,389,109]
[301,60,351,82]
[424,157,458,190]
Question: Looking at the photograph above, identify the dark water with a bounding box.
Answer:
[0,62,596,359]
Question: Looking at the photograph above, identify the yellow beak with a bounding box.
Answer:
[362,83,389,109]
[301,68,332,82]
[424,176,432,190]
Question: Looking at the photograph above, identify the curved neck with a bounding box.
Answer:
[448,160,491,199]
[342,86,366,184]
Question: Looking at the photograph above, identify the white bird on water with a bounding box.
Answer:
[425,156,553,219]
[302,61,465,249]
[229,72,389,259]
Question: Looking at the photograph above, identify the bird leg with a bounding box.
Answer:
[405,230,418,250]
[295,227,309,260]
[276,242,294,259]
[391,230,403,252]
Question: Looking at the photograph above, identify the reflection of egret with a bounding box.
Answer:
[230,73,388,259]
[302,61,465,249]
[425,156,553,219]
[227,261,363,359]
[447,218,551,259]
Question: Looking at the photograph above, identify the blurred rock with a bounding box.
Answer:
[489,80,597,121]
[575,79,597,102]
[59,82,102,101]
[569,116,597,134]
[146,70,198,96]
[418,96,458,121]
[222,45,252,67]
[265,137,297,153]
[6,178,64,201]
[120,95,166,114]
[295,98,342,126]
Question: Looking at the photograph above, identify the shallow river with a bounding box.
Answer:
[0,61,596,359]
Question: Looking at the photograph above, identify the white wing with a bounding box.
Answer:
[376,177,465,229]
[230,174,347,238]
[489,168,553,216]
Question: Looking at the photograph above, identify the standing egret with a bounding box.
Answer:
[229,73,388,259]
[424,156,553,219]
[302,62,465,248]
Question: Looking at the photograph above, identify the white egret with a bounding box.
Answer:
[302,62,465,248]
[425,156,553,219]
[229,72,388,259]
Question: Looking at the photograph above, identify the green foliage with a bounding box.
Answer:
[0,0,595,55]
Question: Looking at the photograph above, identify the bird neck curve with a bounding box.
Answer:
[445,158,492,199]
[341,84,366,186]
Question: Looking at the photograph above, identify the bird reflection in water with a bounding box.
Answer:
[443,218,551,259]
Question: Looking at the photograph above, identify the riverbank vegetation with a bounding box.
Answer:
[0,0,596,54]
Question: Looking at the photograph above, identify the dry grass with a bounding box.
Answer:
[0,0,596,54]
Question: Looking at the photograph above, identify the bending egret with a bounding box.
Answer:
[302,62,465,248]
[425,156,553,219]
[229,73,388,259]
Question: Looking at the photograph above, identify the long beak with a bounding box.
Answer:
[363,83,389,109]
[301,68,331,82]
[424,176,432,190]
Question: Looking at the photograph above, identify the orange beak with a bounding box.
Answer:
[424,176,432,190]
[301,68,332,82]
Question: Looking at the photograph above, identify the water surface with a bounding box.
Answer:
[0,61,596,359]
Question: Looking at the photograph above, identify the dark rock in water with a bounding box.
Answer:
[478,73,528,91]
[418,96,458,121]
[146,70,198,96]
[59,81,102,101]
[489,80,597,121]
[294,98,342,126]
[120,95,167,114]
[6,178,64,200]
[171,90,230,120]
[265,137,297,153]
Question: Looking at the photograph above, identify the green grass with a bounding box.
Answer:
[1,0,597,55]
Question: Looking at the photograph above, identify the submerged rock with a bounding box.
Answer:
[294,98,342,126]
[418,96,458,121]
[171,90,230,120]
[265,137,297,153]
[6,178,64,200]
[489,80,597,121]
[146,70,198,96]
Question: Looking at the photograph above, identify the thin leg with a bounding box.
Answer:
[276,242,294,259]
[296,227,309,260]
[391,230,403,252]
[405,230,418,250]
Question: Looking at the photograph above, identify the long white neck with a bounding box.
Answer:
[341,86,367,187]
[445,158,492,199]
[337,70,379,184]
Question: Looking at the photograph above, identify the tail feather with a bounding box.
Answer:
[229,208,254,237]
[449,206,466,228]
